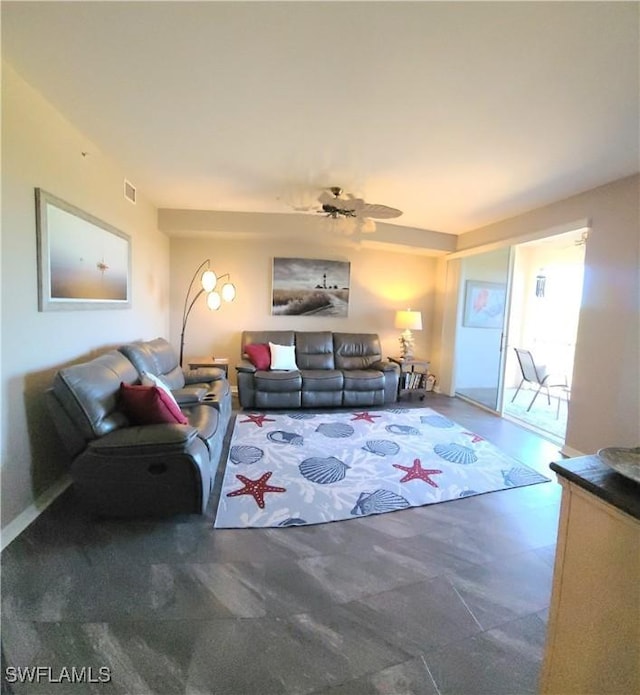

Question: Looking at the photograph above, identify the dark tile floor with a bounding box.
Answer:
[1,394,564,694]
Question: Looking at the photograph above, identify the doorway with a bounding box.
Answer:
[502,230,586,442]
[452,228,586,443]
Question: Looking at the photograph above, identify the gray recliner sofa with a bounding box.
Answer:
[119,337,231,423]
[46,338,232,517]
[236,331,399,409]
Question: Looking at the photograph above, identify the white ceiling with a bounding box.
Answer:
[2,1,638,235]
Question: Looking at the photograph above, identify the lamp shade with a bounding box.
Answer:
[221,282,236,302]
[201,270,217,292]
[206,291,222,311]
[395,309,422,331]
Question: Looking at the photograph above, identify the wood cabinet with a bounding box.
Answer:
[540,458,640,694]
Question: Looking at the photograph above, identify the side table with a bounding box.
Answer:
[388,356,431,400]
[188,357,229,378]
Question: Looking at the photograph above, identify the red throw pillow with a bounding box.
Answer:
[245,343,271,370]
[119,383,188,425]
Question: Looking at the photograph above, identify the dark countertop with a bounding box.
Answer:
[550,454,640,521]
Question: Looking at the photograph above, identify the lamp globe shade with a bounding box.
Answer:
[201,270,217,292]
[206,291,222,311]
[221,282,236,302]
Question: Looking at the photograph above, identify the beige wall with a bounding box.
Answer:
[1,64,170,531]
[441,174,640,454]
[169,235,438,381]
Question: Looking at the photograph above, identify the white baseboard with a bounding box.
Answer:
[1,474,72,551]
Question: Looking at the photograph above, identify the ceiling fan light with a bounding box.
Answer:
[361,218,376,233]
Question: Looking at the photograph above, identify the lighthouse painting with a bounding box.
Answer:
[271,257,350,317]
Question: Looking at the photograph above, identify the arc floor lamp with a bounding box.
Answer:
[179,259,236,366]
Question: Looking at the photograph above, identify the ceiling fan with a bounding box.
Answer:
[317,186,403,223]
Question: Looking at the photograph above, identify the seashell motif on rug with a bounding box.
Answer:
[229,445,264,465]
[299,456,350,485]
[214,407,550,529]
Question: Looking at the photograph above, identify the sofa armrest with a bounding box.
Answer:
[172,385,209,405]
[236,359,257,374]
[183,367,224,384]
[370,359,400,373]
[87,423,198,455]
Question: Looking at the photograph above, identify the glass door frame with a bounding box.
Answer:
[452,246,515,415]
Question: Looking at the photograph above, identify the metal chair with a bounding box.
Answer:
[511,348,568,413]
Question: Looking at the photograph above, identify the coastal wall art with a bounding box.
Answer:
[271,257,350,317]
[463,280,506,328]
[35,188,131,311]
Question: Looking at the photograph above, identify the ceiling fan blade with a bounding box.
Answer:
[361,203,403,219]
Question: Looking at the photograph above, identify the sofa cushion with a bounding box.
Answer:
[342,370,385,391]
[255,370,302,392]
[119,338,185,389]
[333,333,383,370]
[269,343,298,370]
[295,331,336,370]
[245,343,271,370]
[301,369,344,391]
[119,383,188,425]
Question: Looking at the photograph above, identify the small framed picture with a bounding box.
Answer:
[463,281,506,328]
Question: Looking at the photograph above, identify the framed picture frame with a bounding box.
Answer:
[35,188,132,311]
[463,280,506,328]
[271,257,350,316]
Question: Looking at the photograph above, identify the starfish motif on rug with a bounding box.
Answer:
[351,412,382,423]
[240,413,276,428]
[462,431,484,443]
[226,472,286,509]
[393,458,442,487]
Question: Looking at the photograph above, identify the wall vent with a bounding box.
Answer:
[124,179,137,204]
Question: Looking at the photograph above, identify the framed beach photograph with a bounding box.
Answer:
[463,280,506,328]
[272,257,350,316]
[35,189,131,311]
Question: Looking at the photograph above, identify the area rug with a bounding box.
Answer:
[213,407,550,528]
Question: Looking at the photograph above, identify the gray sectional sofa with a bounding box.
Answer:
[236,331,399,409]
[46,338,232,517]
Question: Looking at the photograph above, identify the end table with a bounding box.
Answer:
[188,357,229,378]
[388,356,430,400]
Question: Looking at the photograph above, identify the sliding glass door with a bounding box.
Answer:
[454,247,512,412]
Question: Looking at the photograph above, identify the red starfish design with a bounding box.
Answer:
[240,413,276,428]
[462,431,484,443]
[351,412,382,423]
[393,458,442,488]
[226,472,286,509]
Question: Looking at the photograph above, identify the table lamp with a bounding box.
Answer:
[395,309,422,359]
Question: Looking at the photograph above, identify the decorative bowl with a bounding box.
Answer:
[597,447,640,483]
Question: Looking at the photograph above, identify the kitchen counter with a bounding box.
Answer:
[550,453,640,520]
